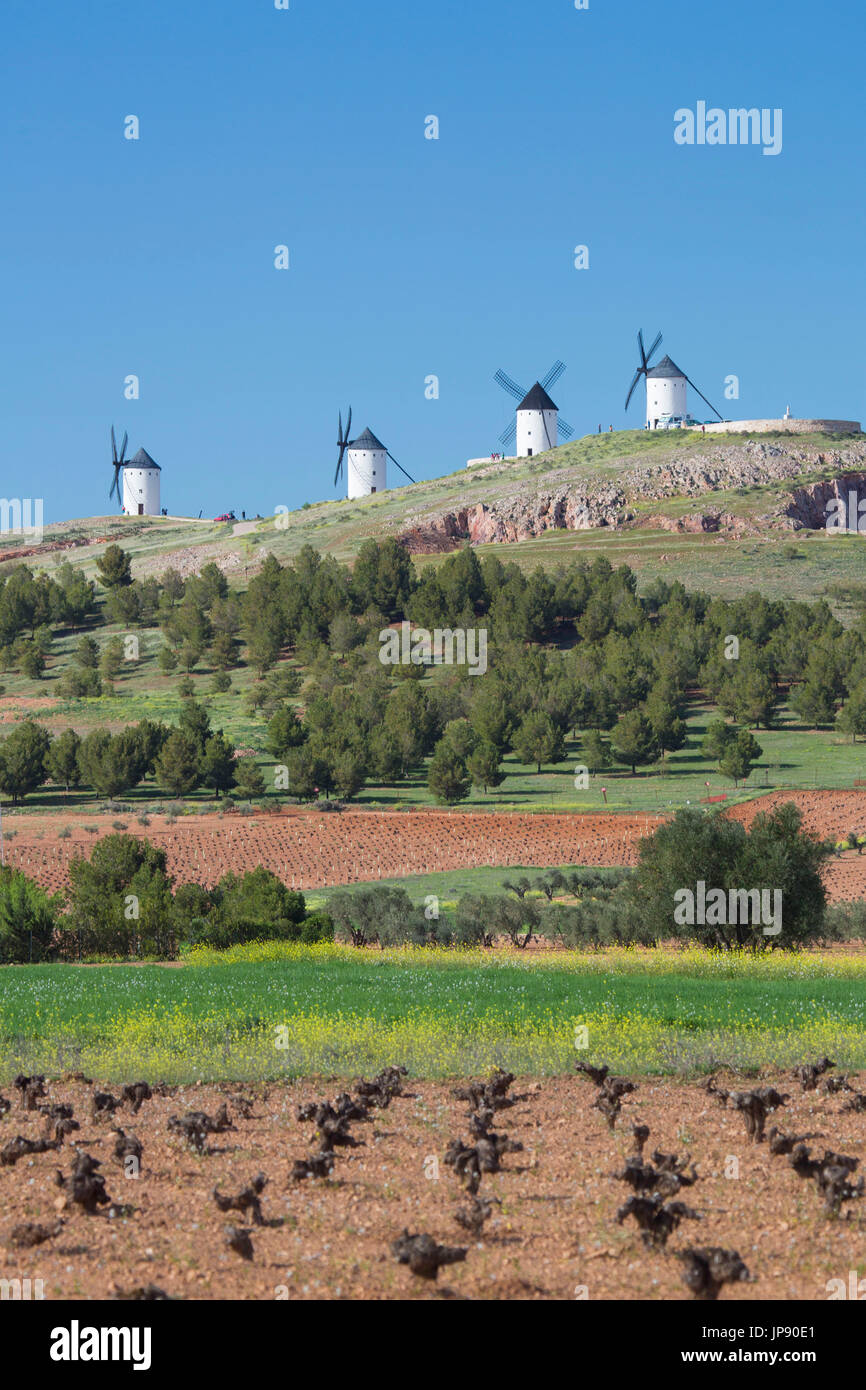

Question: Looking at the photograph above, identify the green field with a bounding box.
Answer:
[302,864,621,911]
[2,945,864,1082]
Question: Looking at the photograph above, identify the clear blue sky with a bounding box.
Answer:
[2,0,864,523]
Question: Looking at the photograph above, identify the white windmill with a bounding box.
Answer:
[334,409,415,499]
[494,361,575,457]
[625,330,723,429]
[122,448,161,516]
[109,428,161,516]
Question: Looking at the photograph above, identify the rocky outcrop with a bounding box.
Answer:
[638,512,758,537]
[399,492,630,553]
[782,474,866,530]
[395,442,866,553]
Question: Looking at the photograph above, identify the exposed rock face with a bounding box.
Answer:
[400,493,628,552]
[782,475,866,530]
[395,441,866,552]
[640,512,752,536]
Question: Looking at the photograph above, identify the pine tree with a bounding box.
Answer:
[233,756,266,804]
[467,741,504,793]
[155,730,202,798]
[95,544,133,589]
[611,711,659,776]
[427,745,470,805]
[0,721,50,804]
[46,729,82,793]
[512,712,564,774]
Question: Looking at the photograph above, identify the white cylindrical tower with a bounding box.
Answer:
[646,357,688,428]
[122,448,162,516]
[515,383,558,457]
[347,427,388,499]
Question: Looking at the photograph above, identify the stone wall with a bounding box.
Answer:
[701,418,861,435]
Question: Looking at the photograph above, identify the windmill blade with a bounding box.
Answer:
[119,430,128,463]
[109,464,121,501]
[337,406,353,449]
[111,425,118,463]
[684,375,723,421]
[386,450,415,485]
[541,360,566,393]
[494,369,527,402]
[637,329,647,370]
[334,445,348,489]
[645,331,663,365]
[625,368,644,411]
[558,418,575,440]
[335,405,353,487]
[498,420,517,449]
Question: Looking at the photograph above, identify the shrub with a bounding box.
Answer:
[181,867,307,949]
[630,803,832,949]
[66,833,176,959]
[327,885,420,947]
[299,911,334,945]
[453,893,538,948]
[823,900,866,942]
[0,867,63,963]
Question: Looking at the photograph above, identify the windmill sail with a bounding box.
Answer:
[625,330,663,411]
[334,407,352,487]
[109,426,128,501]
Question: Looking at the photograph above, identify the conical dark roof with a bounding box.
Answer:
[350,427,387,452]
[646,355,686,380]
[128,448,161,470]
[517,382,558,412]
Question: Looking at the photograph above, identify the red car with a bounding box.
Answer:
[213,511,236,523]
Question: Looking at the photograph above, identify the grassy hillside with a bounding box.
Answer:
[3,427,866,825]
[8,430,866,610]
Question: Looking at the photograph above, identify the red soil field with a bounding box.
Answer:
[1,1073,864,1301]
[2,808,665,895]
[4,789,866,900]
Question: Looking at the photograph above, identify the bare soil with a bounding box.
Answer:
[1,1074,864,1301]
[2,808,665,895]
[3,790,866,901]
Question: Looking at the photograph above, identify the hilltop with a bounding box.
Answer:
[5,428,866,605]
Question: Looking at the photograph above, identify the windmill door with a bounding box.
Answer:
[137,504,144,515]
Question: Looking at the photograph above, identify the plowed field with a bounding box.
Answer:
[4,789,866,900]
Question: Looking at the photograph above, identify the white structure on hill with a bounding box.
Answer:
[122,448,161,516]
[645,356,689,428]
[347,427,387,499]
[516,382,559,457]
